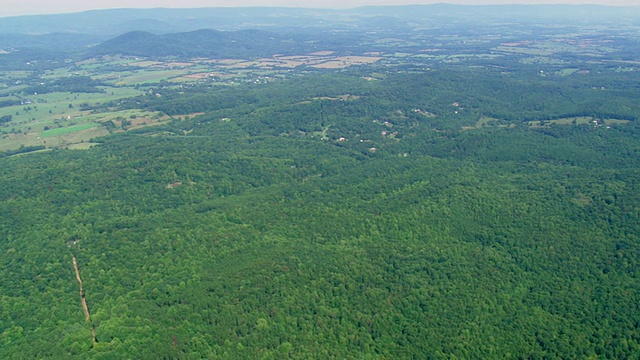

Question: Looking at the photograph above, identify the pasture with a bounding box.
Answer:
[41,122,100,138]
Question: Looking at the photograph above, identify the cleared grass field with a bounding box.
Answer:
[0,87,144,134]
[41,122,100,138]
[0,125,108,151]
[476,116,501,127]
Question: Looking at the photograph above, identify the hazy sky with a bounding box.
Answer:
[1,0,639,17]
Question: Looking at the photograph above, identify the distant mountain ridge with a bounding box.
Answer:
[0,7,335,36]
[1,5,638,36]
[1,4,639,66]
[0,33,103,51]
[90,29,321,58]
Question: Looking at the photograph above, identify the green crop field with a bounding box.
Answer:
[41,122,100,137]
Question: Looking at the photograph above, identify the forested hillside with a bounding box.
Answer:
[0,65,639,358]
[90,29,324,59]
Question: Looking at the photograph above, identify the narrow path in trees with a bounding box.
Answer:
[72,255,97,345]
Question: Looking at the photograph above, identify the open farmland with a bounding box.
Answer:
[1,17,638,155]
[0,50,386,152]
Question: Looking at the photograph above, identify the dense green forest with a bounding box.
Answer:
[1,61,639,358]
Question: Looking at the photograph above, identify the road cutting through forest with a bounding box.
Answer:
[72,255,97,345]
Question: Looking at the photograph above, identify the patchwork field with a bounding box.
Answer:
[1,28,635,155]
